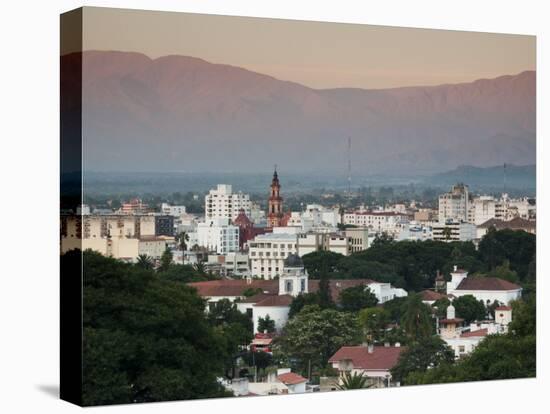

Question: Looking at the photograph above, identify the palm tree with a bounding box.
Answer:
[136,254,153,270]
[442,227,453,241]
[193,261,206,275]
[337,371,371,390]
[176,231,190,264]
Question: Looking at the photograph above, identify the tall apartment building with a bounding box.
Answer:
[438,184,469,223]
[196,218,239,255]
[205,184,251,221]
[248,233,298,279]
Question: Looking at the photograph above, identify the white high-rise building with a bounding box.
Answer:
[205,184,251,221]
[438,184,469,223]
[196,218,239,255]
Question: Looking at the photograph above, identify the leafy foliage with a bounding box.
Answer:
[338,285,378,312]
[400,294,434,340]
[301,229,535,293]
[257,315,276,333]
[336,371,371,390]
[277,306,361,373]
[358,307,389,342]
[452,295,487,324]
[405,298,536,385]
[391,336,455,383]
[79,250,229,405]
[288,292,322,319]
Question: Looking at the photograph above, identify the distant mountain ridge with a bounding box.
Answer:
[425,164,536,190]
[63,51,536,175]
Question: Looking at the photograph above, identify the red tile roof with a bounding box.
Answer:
[238,293,274,304]
[460,328,488,338]
[254,295,294,307]
[188,278,377,304]
[479,217,536,231]
[329,346,405,371]
[420,290,446,301]
[456,277,521,291]
[188,280,278,297]
[277,372,307,385]
[495,306,512,311]
[439,318,464,324]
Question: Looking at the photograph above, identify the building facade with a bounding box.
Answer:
[205,184,251,221]
[438,184,469,223]
[196,218,239,255]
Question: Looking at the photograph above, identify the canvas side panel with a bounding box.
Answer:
[60,7,83,407]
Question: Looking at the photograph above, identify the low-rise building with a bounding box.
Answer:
[329,344,405,388]
[445,266,522,305]
[432,220,476,242]
[248,232,298,279]
[190,255,407,333]
[138,236,174,259]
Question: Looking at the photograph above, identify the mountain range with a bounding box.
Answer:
[62,51,536,175]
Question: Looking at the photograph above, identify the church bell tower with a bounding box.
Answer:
[267,167,283,228]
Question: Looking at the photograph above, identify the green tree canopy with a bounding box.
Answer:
[288,292,321,319]
[339,285,378,312]
[257,315,276,333]
[452,295,486,324]
[277,306,361,374]
[358,307,389,342]
[401,294,434,340]
[77,250,229,405]
[405,297,536,385]
[391,336,455,384]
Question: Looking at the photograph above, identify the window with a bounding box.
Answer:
[300,278,306,292]
[285,280,293,293]
[458,345,465,353]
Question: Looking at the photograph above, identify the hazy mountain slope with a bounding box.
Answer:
[63,51,535,174]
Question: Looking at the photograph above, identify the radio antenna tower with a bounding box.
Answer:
[503,162,507,197]
[347,136,352,199]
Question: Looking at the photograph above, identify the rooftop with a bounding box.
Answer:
[420,290,446,302]
[277,372,308,385]
[329,345,405,371]
[456,277,521,291]
[188,278,377,304]
[478,217,536,231]
[460,328,488,338]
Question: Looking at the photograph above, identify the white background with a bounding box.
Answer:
[0,0,548,412]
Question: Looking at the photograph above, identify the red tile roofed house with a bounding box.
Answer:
[276,371,308,393]
[419,289,446,305]
[329,344,405,388]
[446,266,522,306]
[188,279,278,302]
[460,328,488,338]
[445,327,489,358]
[189,255,407,334]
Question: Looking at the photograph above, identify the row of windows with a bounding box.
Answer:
[250,251,293,257]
